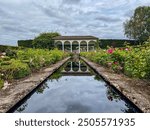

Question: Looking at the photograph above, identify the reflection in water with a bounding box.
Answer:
[16,102,28,113]
[64,61,89,72]
[13,59,141,113]
[36,82,49,94]
[106,85,121,102]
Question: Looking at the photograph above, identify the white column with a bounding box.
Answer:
[70,62,73,71]
[79,42,80,53]
[79,61,81,71]
[86,67,89,72]
[70,41,72,52]
[87,42,89,52]
[62,41,64,52]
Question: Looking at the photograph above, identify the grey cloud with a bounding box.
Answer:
[2,25,27,33]
[95,16,121,23]
[29,28,41,33]
[33,2,70,21]
[86,23,108,28]
[54,20,80,28]
[82,10,99,16]
[0,0,149,45]
[0,8,7,17]
[62,0,81,5]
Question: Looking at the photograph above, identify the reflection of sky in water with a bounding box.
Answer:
[14,60,140,113]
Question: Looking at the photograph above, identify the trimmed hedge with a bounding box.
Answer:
[0,45,18,52]
[18,40,33,48]
[99,39,139,49]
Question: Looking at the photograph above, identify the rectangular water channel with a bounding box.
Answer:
[11,58,141,113]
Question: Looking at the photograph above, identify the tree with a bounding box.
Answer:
[124,6,150,42]
[32,32,60,49]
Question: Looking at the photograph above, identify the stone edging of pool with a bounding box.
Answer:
[0,57,70,113]
[81,57,150,113]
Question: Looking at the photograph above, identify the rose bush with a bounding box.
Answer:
[81,39,150,79]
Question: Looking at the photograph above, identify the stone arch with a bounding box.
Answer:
[72,41,79,53]
[88,40,96,44]
[80,62,87,72]
[88,40,96,51]
[55,41,62,50]
[64,41,71,51]
[80,41,87,52]
[64,61,71,72]
[72,61,79,72]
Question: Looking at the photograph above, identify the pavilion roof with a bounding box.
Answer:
[53,36,98,40]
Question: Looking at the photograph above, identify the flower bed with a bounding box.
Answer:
[81,40,150,79]
[0,48,69,88]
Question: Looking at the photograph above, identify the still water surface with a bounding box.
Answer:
[13,59,141,113]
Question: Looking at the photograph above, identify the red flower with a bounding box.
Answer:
[107,49,114,54]
[114,62,118,64]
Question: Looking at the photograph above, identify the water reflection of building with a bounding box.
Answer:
[62,61,91,76]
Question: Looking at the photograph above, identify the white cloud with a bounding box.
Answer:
[0,0,149,45]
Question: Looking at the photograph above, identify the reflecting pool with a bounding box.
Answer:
[13,59,141,113]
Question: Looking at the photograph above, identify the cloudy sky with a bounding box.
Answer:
[0,0,150,46]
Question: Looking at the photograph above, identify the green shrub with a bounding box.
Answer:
[17,48,68,70]
[0,45,18,52]
[0,59,31,79]
[0,48,68,81]
[32,32,60,49]
[1,61,11,65]
[1,56,10,61]
[81,39,150,79]
[5,49,17,58]
[0,79,4,89]
[124,44,150,78]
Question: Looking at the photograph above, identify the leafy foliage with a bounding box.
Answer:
[0,78,4,89]
[0,48,69,88]
[32,32,60,49]
[81,39,150,79]
[0,45,18,52]
[17,48,68,70]
[0,59,31,80]
[124,6,150,41]
[5,49,17,58]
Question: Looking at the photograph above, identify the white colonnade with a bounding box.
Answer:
[64,61,89,72]
[56,40,96,53]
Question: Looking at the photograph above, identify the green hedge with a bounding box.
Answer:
[0,45,18,52]
[99,39,139,49]
[18,40,33,48]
